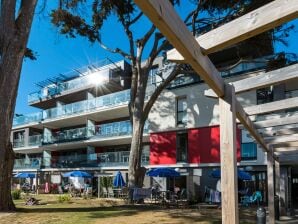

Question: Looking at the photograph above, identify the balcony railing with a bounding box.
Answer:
[13,112,43,127]
[95,120,149,138]
[14,158,41,169]
[28,135,42,146]
[13,135,42,148]
[43,89,130,120]
[42,150,149,168]
[44,127,90,144]
[13,139,25,148]
[28,60,114,104]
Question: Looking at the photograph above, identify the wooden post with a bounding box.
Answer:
[275,159,280,217]
[219,84,239,224]
[267,147,275,224]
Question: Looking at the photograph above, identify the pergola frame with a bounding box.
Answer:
[134,0,298,223]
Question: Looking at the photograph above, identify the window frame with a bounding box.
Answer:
[176,132,188,163]
[176,96,187,126]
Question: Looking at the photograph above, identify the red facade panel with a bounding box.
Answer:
[150,126,241,165]
[150,131,177,165]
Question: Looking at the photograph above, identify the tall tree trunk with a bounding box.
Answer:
[0,42,23,211]
[0,0,37,211]
[128,117,146,188]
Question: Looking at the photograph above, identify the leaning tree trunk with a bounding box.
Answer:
[0,0,37,211]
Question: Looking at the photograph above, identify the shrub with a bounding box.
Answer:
[11,189,21,200]
[58,194,71,203]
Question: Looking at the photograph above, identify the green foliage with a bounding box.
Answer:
[100,176,113,189]
[11,189,21,200]
[58,194,71,203]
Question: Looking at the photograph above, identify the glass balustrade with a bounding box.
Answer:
[95,120,149,138]
[42,150,149,168]
[28,68,112,104]
[13,139,25,148]
[43,127,90,144]
[13,111,43,127]
[43,89,131,120]
[28,135,42,146]
[220,60,267,78]
[14,158,41,169]
[13,135,42,148]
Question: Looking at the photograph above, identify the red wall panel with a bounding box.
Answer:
[150,131,176,165]
[150,126,241,165]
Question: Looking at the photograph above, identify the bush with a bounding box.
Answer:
[58,194,71,203]
[11,189,21,200]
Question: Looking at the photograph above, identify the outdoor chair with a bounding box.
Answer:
[240,191,262,207]
[84,187,93,198]
[102,187,109,197]
[107,187,115,197]
[119,187,129,199]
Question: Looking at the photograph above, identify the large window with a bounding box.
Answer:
[176,97,187,126]
[176,132,188,163]
[241,142,257,161]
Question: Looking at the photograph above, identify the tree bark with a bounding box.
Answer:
[0,0,37,211]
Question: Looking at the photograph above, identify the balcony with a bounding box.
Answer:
[14,158,42,169]
[95,120,149,138]
[44,127,90,145]
[43,89,130,120]
[13,135,42,148]
[43,150,149,168]
[28,60,115,105]
[13,112,43,127]
[28,135,42,146]
[13,140,25,148]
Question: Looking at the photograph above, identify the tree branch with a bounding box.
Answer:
[137,24,156,66]
[143,64,182,118]
[97,37,132,60]
[15,0,37,40]
[129,12,143,26]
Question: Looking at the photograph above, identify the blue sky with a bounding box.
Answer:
[16,2,298,115]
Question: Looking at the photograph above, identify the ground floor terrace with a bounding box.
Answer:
[1,195,298,224]
[12,164,298,218]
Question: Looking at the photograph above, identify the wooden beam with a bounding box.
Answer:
[235,100,268,151]
[267,147,276,224]
[275,147,298,152]
[265,134,298,144]
[219,84,239,224]
[254,114,298,129]
[205,64,298,98]
[274,147,298,157]
[167,0,298,60]
[260,127,298,137]
[272,141,298,148]
[244,97,298,116]
[134,0,225,97]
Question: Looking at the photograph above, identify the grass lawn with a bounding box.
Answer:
[0,195,256,224]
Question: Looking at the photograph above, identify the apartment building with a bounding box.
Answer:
[11,52,298,203]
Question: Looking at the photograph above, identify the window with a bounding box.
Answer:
[257,87,273,105]
[149,66,158,85]
[241,142,257,161]
[177,97,187,126]
[176,132,188,163]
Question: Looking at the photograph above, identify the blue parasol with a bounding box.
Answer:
[146,168,180,177]
[113,171,126,188]
[14,173,36,178]
[63,171,92,178]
